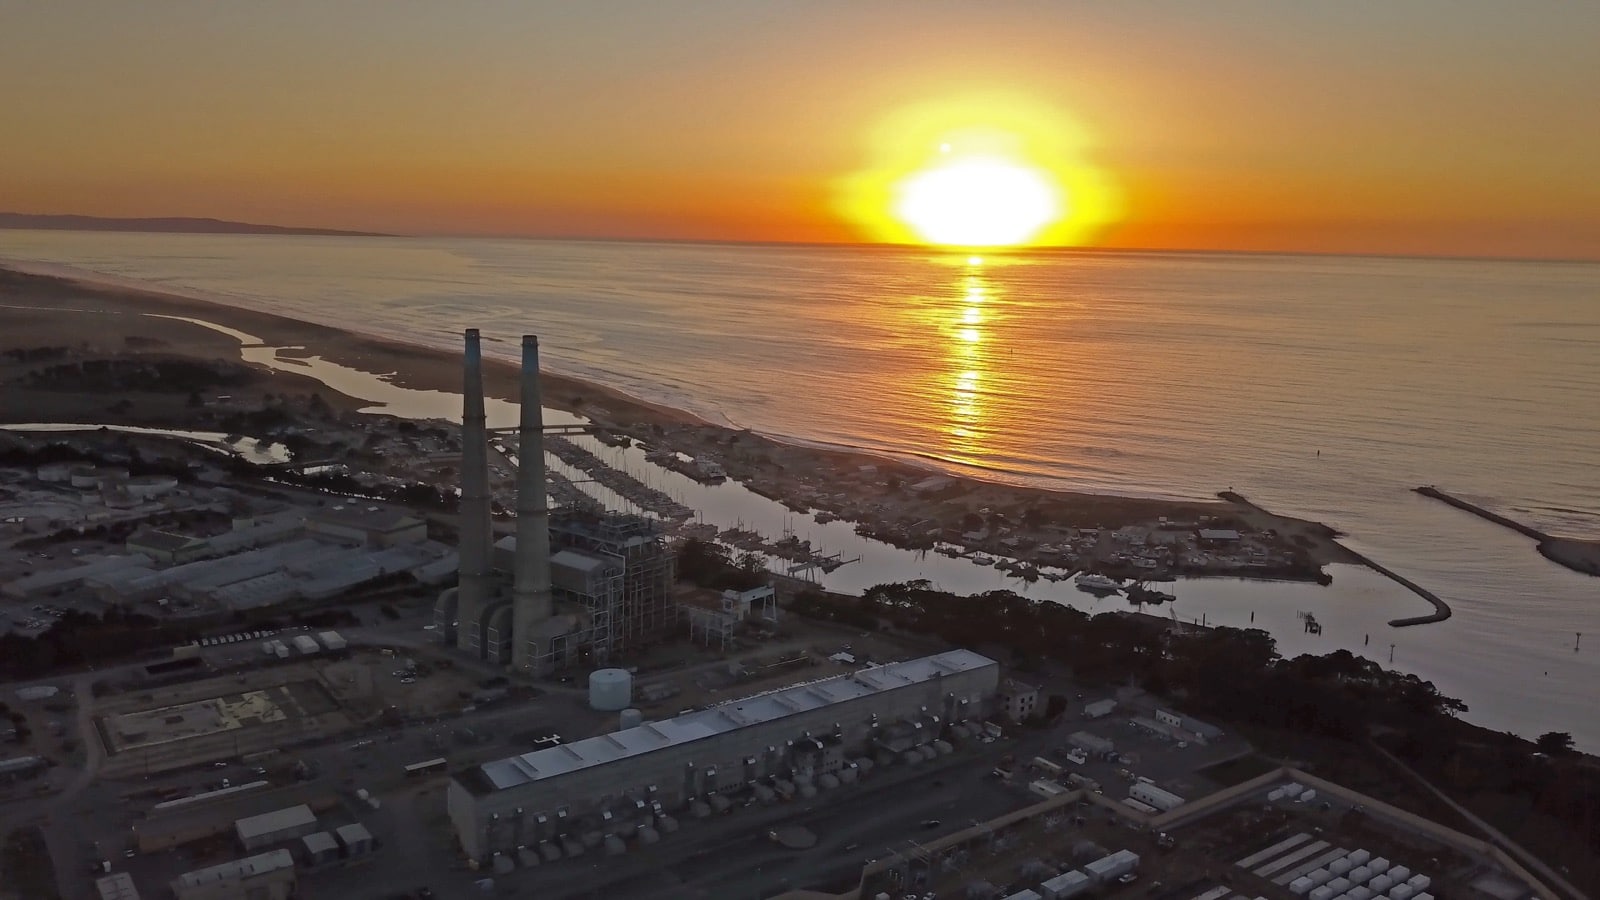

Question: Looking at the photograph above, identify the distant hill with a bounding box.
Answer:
[0,213,394,238]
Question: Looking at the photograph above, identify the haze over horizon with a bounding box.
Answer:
[3,1,1598,260]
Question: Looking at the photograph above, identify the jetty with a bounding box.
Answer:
[1415,486,1600,577]
[1353,546,1452,628]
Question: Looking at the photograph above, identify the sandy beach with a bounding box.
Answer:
[0,263,1362,578]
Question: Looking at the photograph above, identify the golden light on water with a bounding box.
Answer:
[837,94,1122,248]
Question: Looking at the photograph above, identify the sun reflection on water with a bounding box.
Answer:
[942,260,996,462]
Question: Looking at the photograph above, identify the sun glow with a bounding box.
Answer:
[895,157,1060,246]
[837,94,1122,248]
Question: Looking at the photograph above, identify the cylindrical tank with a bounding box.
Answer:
[619,708,644,730]
[588,668,633,711]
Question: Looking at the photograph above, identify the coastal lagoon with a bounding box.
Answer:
[2,232,1597,746]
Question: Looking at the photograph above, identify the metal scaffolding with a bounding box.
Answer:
[548,509,676,654]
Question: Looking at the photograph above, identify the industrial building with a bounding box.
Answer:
[170,849,296,900]
[235,804,318,851]
[435,331,676,676]
[304,505,427,547]
[447,649,999,860]
[996,678,1039,722]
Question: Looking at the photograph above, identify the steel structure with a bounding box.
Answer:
[549,508,675,651]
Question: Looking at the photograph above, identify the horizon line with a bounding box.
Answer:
[2,216,1596,266]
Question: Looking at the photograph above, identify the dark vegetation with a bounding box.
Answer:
[22,358,254,393]
[0,604,359,681]
[0,440,197,483]
[1,827,60,900]
[674,537,770,592]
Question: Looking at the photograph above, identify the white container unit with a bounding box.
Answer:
[1369,858,1390,875]
[1309,887,1335,900]
[1389,885,1415,900]
[1325,878,1352,896]
[1407,875,1431,891]
[1369,875,1394,894]
[1346,888,1372,900]
[1388,866,1411,883]
[1039,869,1091,900]
[1349,866,1373,886]
[1347,850,1371,866]
[1289,878,1315,896]
[1308,869,1333,887]
[1329,858,1353,876]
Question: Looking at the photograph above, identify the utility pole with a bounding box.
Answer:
[1388,643,1395,664]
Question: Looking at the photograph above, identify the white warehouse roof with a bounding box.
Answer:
[234,804,316,841]
[173,849,294,888]
[467,649,997,794]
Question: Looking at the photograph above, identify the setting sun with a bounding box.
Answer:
[894,157,1061,246]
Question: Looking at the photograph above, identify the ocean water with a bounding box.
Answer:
[2,230,1597,746]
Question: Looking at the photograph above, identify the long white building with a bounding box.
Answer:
[448,649,999,859]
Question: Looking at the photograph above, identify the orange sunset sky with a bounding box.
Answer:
[3,2,1598,259]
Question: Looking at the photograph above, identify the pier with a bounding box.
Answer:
[1415,486,1600,577]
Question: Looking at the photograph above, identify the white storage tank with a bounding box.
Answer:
[619,708,644,730]
[1299,789,1317,802]
[588,668,633,711]
[1268,787,1286,801]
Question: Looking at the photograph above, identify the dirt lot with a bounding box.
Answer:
[90,649,481,777]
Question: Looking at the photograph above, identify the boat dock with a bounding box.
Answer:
[714,524,859,574]
[545,435,695,520]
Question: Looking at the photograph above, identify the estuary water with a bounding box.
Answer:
[2,230,1596,746]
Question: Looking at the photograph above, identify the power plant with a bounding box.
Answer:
[435,330,674,676]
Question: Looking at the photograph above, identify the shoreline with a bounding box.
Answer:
[2,262,1406,598]
[1416,486,1600,578]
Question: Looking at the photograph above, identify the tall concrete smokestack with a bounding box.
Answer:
[511,335,554,671]
[456,328,492,655]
